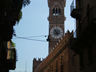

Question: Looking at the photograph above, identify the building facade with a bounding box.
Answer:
[33,32,80,72]
[70,0,96,72]
[33,0,96,71]
[47,0,66,53]
[7,41,16,70]
[33,0,80,72]
[0,41,16,72]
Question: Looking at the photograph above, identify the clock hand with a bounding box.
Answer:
[54,29,60,35]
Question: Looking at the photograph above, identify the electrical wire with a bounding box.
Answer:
[23,35,48,38]
[13,35,47,42]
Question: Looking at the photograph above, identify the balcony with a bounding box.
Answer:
[70,0,80,19]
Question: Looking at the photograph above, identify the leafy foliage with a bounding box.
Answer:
[0,0,30,41]
[10,40,16,47]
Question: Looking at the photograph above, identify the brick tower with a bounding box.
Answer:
[47,0,66,53]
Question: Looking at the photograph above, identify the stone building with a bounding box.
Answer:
[33,32,80,72]
[33,0,80,72]
[33,0,96,72]
[7,41,16,70]
[70,0,96,72]
[47,0,66,54]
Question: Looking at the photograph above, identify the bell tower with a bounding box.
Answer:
[47,0,66,53]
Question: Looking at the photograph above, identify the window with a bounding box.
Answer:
[60,56,64,72]
[52,8,61,16]
[56,61,58,72]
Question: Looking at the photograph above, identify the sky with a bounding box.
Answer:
[11,0,75,72]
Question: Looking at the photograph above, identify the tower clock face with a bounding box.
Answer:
[50,26,63,39]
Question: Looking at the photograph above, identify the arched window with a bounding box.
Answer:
[53,8,55,14]
[52,8,61,16]
[57,8,61,15]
